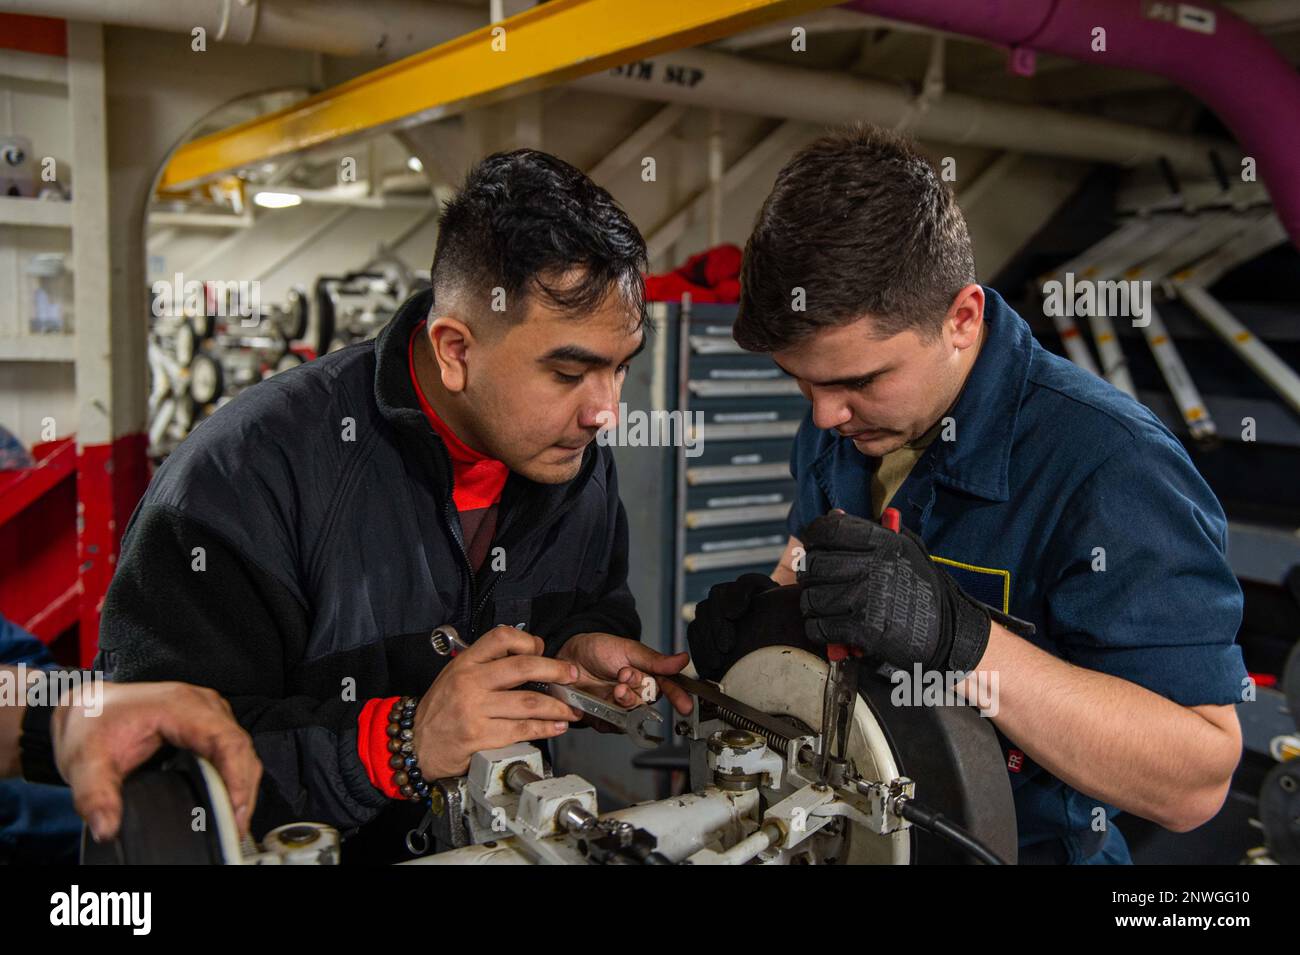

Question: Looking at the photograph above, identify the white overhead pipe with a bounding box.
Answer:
[713,8,955,51]
[0,0,486,59]
[573,47,1234,176]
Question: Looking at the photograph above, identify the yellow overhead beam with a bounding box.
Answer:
[160,0,835,191]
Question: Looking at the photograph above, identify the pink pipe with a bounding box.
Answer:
[843,0,1300,251]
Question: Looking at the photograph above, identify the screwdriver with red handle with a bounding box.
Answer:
[816,506,901,784]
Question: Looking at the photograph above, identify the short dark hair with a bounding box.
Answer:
[431,148,647,331]
[734,124,975,352]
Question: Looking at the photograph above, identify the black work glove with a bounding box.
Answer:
[687,573,781,680]
[797,512,1033,673]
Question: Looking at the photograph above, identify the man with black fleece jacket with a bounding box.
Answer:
[97,150,693,862]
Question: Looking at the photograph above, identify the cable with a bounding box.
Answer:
[896,798,1006,866]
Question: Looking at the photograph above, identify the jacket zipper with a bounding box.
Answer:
[442,493,476,635]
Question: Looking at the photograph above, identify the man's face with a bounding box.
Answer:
[772,296,981,457]
[457,290,644,484]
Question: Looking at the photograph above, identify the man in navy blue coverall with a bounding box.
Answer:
[690,125,1245,864]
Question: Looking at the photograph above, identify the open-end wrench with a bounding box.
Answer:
[430,625,664,749]
[527,681,664,750]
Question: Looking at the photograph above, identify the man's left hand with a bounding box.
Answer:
[557,633,693,716]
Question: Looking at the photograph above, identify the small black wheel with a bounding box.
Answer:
[284,286,309,341]
[189,351,224,406]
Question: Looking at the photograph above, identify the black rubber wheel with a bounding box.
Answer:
[1259,759,1300,865]
[81,750,227,865]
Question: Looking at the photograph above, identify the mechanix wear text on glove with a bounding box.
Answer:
[797,512,1033,673]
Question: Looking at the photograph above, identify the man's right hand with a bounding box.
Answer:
[413,626,583,779]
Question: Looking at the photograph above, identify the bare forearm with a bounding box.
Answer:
[967,624,1240,831]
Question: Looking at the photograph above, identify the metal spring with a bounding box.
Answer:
[713,704,793,753]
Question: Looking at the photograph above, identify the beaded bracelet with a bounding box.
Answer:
[385,696,429,801]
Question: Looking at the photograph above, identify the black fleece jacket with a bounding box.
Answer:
[97,288,639,858]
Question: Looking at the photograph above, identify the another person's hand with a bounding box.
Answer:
[557,632,692,716]
[51,681,262,842]
[413,626,582,779]
[686,574,780,680]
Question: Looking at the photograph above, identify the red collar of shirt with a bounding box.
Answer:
[408,321,508,511]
